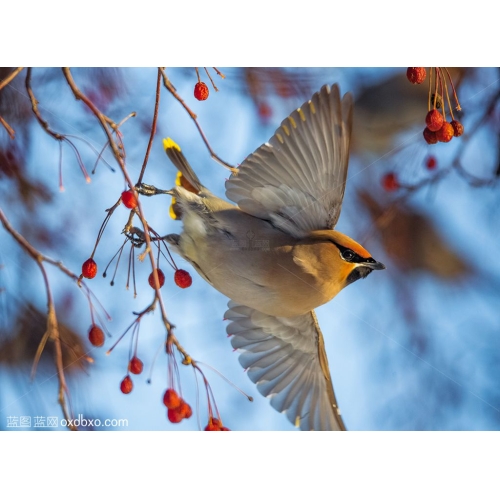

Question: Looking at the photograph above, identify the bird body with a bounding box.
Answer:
[158,84,385,430]
[171,191,377,317]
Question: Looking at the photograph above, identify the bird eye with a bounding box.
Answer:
[342,249,355,261]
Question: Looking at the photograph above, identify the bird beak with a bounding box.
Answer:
[364,260,386,271]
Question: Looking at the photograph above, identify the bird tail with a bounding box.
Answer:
[163,138,203,193]
[163,138,203,220]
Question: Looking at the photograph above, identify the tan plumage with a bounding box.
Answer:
[160,84,385,430]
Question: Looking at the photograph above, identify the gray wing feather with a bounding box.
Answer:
[225,84,353,236]
[224,300,346,431]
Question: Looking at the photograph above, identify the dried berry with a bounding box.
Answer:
[425,110,444,132]
[174,269,192,289]
[148,269,165,289]
[82,258,97,279]
[121,190,137,209]
[178,400,192,419]
[381,172,399,192]
[423,127,438,145]
[436,122,454,143]
[120,375,133,394]
[129,356,143,375]
[163,388,181,410]
[204,423,221,431]
[451,120,464,137]
[406,67,426,85]
[258,102,272,121]
[425,156,437,170]
[167,408,183,424]
[194,82,209,101]
[88,325,105,347]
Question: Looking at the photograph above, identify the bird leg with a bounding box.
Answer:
[135,183,173,197]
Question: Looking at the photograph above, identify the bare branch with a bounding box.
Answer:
[0,209,76,427]
[0,67,24,92]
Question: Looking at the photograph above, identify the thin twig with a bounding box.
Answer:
[0,67,24,92]
[204,67,219,92]
[25,68,64,141]
[137,68,162,185]
[213,67,225,79]
[0,115,15,139]
[62,68,123,166]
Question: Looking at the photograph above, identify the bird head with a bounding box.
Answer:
[310,230,386,290]
[330,230,385,286]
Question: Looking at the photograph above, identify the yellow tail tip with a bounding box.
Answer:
[169,198,179,220]
[163,137,181,152]
[175,171,183,187]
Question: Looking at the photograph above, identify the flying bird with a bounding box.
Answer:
[158,84,385,430]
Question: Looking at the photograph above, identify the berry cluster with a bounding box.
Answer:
[119,356,144,394]
[163,388,192,423]
[147,268,192,290]
[406,67,464,145]
[424,110,463,145]
[204,417,230,431]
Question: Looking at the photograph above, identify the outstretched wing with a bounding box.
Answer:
[225,84,353,237]
[224,301,346,431]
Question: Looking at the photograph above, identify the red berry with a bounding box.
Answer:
[163,388,181,409]
[174,269,192,289]
[406,67,426,85]
[258,102,272,121]
[129,356,143,375]
[425,109,444,132]
[423,127,438,145]
[178,400,192,419]
[425,156,437,170]
[82,258,97,279]
[204,423,221,431]
[451,120,464,137]
[148,269,165,289]
[121,190,137,209]
[88,325,105,347]
[436,122,454,143]
[120,375,133,394]
[381,172,399,192]
[194,82,209,101]
[167,408,183,423]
